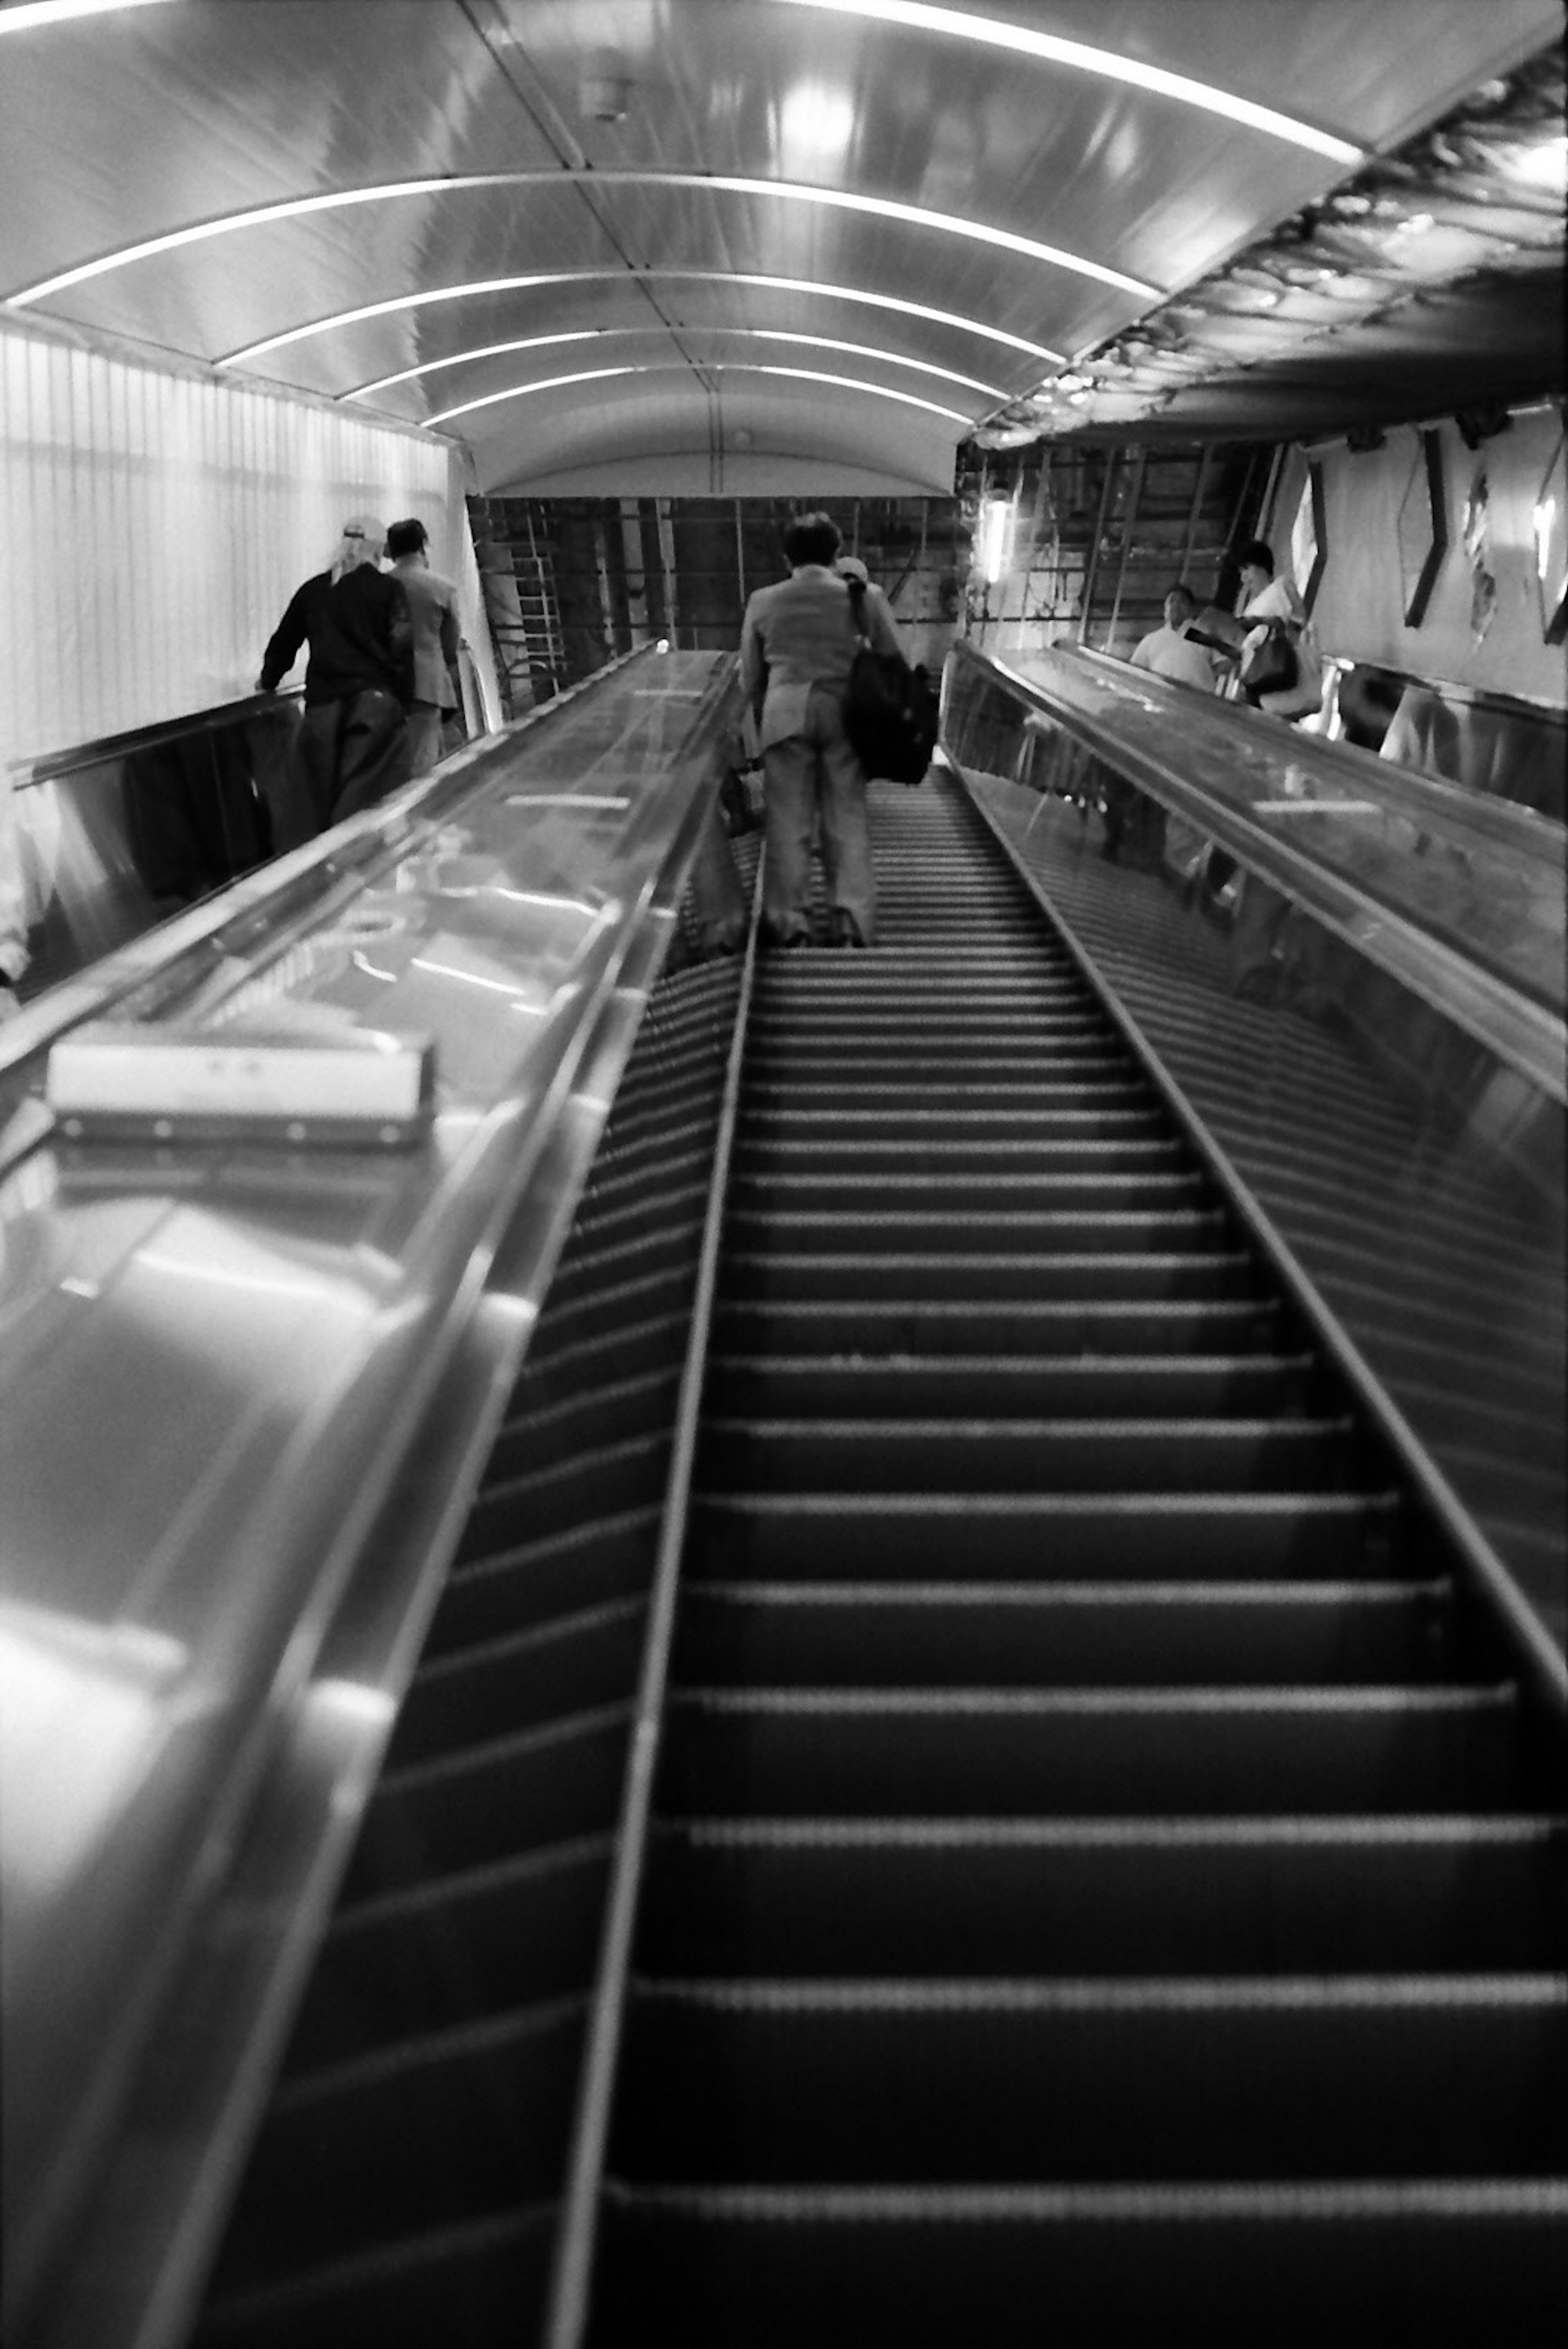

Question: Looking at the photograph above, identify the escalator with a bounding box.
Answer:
[196,772,1566,2348]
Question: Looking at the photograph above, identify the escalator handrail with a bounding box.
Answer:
[0,646,651,1098]
[958,763,1568,1717]
[943,639,1566,1107]
[7,687,306,791]
[1,647,746,2343]
[1073,644,1567,860]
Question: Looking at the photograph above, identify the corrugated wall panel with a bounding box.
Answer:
[0,322,464,777]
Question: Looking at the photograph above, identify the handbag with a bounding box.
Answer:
[843,579,937,785]
[1238,621,1299,698]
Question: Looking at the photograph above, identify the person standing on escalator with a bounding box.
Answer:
[739,510,902,949]
[258,517,413,837]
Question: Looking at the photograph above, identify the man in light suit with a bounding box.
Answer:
[739,511,902,949]
[387,519,462,776]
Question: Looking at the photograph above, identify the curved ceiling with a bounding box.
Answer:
[1,0,1560,492]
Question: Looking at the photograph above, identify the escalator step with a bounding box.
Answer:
[704,1351,1321,1416]
[688,1488,1403,1580]
[721,1249,1262,1304]
[671,1576,1458,1687]
[640,1814,1568,1979]
[710,1295,1285,1356]
[611,1973,1568,2181]
[724,1205,1229,1252]
[657,1683,1530,1817]
[695,1414,1359,1494]
[592,2177,1568,2349]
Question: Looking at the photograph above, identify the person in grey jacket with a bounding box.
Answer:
[739,510,902,948]
[387,518,462,776]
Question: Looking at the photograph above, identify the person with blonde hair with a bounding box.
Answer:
[258,514,413,837]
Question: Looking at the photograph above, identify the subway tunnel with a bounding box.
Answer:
[0,8,1564,2348]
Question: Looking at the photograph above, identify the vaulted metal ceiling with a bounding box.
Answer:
[1,0,1561,492]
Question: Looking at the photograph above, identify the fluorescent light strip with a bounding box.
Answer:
[775,0,1364,165]
[350,330,606,397]
[0,0,170,30]
[228,270,1063,369]
[429,364,973,428]
[7,170,1156,310]
[350,325,1006,403]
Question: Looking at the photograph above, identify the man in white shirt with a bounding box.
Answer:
[1128,586,1218,690]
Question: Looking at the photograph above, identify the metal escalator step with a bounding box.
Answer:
[710,1296,1284,1358]
[672,1578,1459,1687]
[724,1207,1227,1253]
[429,1506,664,1657]
[206,1997,588,2296]
[721,1249,1261,1305]
[733,1134,1196,1175]
[657,1684,1530,1817]
[704,1351,1321,1417]
[592,2176,1568,2349]
[392,1597,649,1765]
[696,1415,1359,1494]
[641,1814,1568,1979]
[688,1488,1401,1580]
[611,1972,1568,2180]
[739,1110,1169,1147]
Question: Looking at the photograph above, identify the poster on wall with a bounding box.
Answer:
[1463,468,1497,646]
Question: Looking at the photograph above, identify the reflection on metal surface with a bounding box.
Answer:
[7,167,1160,313]
[430,361,973,427]
[775,0,1365,162]
[234,270,1063,371]
[0,1604,186,1909]
[0,0,169,31]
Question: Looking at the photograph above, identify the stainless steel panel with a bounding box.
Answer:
[0,647,739,2336]
[2,0,1556,485]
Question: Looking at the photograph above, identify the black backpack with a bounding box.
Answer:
[843,578,937,785]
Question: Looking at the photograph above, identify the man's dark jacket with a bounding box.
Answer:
[260,568,412,706]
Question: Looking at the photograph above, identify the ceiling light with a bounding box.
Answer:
[0,0,170,29]
[430,364,972,428]
[349,330,606,399]
[1508,134,1568,189]
[347,325,1007,404]
[593,173,1161,295]
[979,496,1013,585]
[773,0,1363,163]
[6,169,1159,310]
[221,270,1062,370]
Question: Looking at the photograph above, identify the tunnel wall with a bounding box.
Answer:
[0,318,466,779]
[1266,404,1567,706]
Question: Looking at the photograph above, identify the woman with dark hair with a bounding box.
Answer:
[739,508,903,947]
